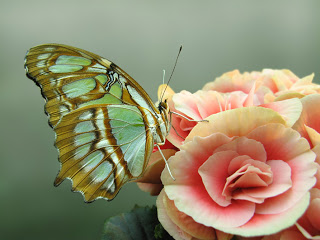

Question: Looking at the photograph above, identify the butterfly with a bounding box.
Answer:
[24,44,170,202]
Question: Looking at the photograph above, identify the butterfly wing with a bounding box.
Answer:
[25,44,159,127]
[25,44,161,201]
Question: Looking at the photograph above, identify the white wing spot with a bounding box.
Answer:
[82,150,104,172]
[96,139,110,149]
[36,60,46,68]
[74,121,95,133]
[91,161,113,183]
[44,47,56,51]
[126,84,153,113]
[50,78,57,87]
[79,111,93,120]
[102,171,116,193]
[74,144,91,159]
[74,132,95,146]
[91,63,106,69]
[87,67,107,73]
[59,105,69,114]
[37,53,51,60]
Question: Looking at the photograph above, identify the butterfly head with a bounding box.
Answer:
[158,99,169,114]
[155,99,170,144]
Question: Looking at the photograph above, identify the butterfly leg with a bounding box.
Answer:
[171,111,209,123]
[171,124,185,140]
[156,144,176,181]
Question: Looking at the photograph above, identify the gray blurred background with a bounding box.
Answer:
[1,0,320,239]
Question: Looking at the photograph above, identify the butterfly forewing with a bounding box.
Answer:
[25,44,166,202]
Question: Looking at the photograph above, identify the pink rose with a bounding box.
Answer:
[160,107,317,237]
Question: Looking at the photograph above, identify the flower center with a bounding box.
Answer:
[222,162,273,201]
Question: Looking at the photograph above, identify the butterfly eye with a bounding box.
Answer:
[158,100,168,113]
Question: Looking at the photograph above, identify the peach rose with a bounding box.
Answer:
[312,145,320,190]
[202,69,272,104]
[139,83,303,196]
[253,188,320,240]
[203,69,319,103]
[295,188,320,239]
[157,190,233,240]
[135,141,177,196]
[293,94,320,148]
[161,84,302,148]
[160,107,317,237]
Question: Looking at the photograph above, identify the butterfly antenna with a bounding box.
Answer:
[160,45,183,102]
[156,144,176,181]
[162,69,166,85]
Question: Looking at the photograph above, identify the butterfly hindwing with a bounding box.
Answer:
[25,44,164,202]
[53,104,154,201]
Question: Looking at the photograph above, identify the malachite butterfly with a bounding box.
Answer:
[24,44,170,202]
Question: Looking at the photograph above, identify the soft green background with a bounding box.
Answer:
[1,1,320,239]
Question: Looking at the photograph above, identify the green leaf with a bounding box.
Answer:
[101,205,173,240]
[154,223,173,240]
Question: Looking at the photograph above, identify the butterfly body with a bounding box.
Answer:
[25,44,169,202]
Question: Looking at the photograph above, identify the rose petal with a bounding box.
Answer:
[137,149,176,184]
[157,192,235,240]
[308,198,320,230]
[312,145,320,189]
[202,70,256,93]
[162,135,256,228]
[226,160,273,199]
[293,94,320,147]
[227,160,270,188]
[160,190,217,240]
[260,98,302,127]
[242,83,256,107]
[165,182,256,229]
[167,115,190,148]
[136,149,176,195]
[305,125,320,147]
[228,157,270,176]
[247,123,311,163]
[157,190,193,240]
[214,137,267,163]
[256,150,316,214]
[264,228,305,240]
[199,150,239,206]
[242,160,292,199]
[157,84,175,102]
[306,188,320,231]
[264,69,298,92]
[173,91,202,120]
[195,91,226,117]
[295,223,320,240]
[187,107,286,142]
[221,193,311,236]
[163,134,233,186]
[136,182,163,196]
